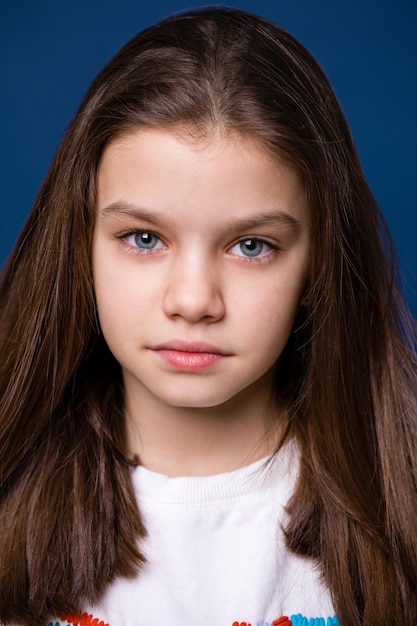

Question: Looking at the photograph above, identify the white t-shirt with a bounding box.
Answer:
[49,442,337,626]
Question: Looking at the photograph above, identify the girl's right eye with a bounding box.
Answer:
[122,230,165,252]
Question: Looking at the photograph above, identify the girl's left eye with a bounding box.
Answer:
[229,238,276,259]
[124,231,165,251]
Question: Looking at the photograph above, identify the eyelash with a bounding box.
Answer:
[117,229,166,255]
[116,229,280,263]
[228,238,279,264]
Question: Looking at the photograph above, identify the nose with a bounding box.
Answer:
[162,255,225,323]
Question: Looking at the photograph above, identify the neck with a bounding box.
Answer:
[123,376,284,477]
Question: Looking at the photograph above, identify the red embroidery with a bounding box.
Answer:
[60,613,110,626]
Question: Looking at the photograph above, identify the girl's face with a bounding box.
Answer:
[93,128,310,412]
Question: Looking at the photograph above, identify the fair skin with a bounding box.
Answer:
[93,128,310,476]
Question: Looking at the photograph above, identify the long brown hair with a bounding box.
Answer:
[1,8,416,625]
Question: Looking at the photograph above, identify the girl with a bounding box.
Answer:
[0,7,416,626]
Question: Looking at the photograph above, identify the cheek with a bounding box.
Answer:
[93,262,132,338]
[237,275,304,327]
[94,255,157,313]
[235,274,305,360]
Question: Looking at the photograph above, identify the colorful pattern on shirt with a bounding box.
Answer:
[232,615,339,626]
[48,612,338,626]
[50,614,109,626]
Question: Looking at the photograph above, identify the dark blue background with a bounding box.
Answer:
[1,0,416,317]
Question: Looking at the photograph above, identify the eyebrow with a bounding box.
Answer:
[100,201,302,230]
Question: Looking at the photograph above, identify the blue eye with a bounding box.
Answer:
[238,238,265,257]
[119,230,165,253]
[133,231,162,250]
[229,237,274,259]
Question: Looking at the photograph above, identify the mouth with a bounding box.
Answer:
[150,341,231,371]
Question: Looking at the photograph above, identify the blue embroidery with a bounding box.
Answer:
[290,616,338,626]
[252,616,338,626]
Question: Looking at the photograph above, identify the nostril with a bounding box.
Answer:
[162,274,225,323]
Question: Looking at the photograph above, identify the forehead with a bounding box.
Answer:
[97,127,308,228]
[99,126,301,182]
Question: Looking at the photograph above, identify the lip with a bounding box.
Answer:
[152,340,229,354]
[150,340,231,371]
